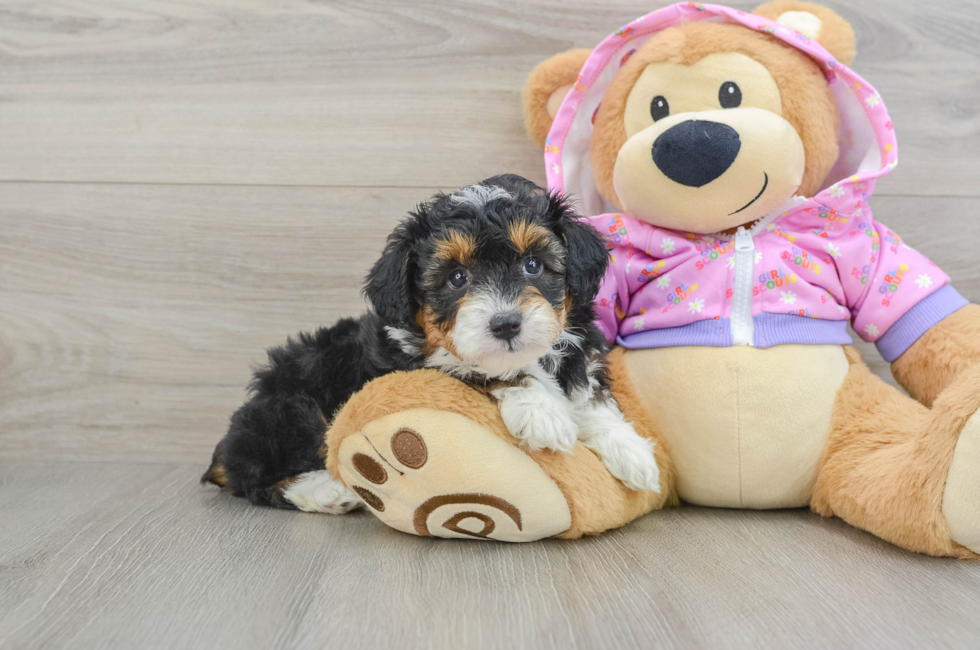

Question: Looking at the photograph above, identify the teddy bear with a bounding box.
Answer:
[324,0,980,556]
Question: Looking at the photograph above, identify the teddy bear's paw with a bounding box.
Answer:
[943,410,980,554]
[334,407,572,542]
[494,383,578,454]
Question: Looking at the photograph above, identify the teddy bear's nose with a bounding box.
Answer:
[652,120,741,187]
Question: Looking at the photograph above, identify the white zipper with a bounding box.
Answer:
[731,226,755,346]
[712,196,808,347]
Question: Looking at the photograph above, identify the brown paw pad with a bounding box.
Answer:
[351,452,387,484]
[351,486,385,512]
[391,428,427,469]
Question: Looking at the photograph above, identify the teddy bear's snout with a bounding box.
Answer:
[652,120,741,188]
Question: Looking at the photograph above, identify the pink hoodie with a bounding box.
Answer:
[544,2,966,361]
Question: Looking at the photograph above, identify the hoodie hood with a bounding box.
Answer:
[544,2,898,219]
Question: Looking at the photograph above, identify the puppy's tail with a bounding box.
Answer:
[201,442,229,488]
[203,316,385,510]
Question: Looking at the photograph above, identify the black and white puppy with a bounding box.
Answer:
[203,175,660,513]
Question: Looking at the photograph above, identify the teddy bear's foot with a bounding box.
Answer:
[944,411,980,554]
[333,408,573,542]
[327,368,675,541]
[814,354,980,557]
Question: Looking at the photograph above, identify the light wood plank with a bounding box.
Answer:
[0,183,429,462]
[1,1,979,195]
[1,462,979,650]
[1,184,978,463]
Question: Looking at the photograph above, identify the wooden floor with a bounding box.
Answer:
[2,1,979,648]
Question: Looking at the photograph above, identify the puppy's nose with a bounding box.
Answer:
[652,120,741,187]
[489,312,522,342]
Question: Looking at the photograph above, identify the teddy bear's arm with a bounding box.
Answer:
[891,304,980,407]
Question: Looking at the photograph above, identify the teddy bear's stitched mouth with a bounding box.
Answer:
[728,172,769,215]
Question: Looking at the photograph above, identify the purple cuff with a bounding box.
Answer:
[618,318,732,349]
[875,285,969,362]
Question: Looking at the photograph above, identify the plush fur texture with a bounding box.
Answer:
[522,4,850,219]
[812,347,980,558]
[891,304,980,407]
[753,0,857,66]
[589,21,840,212]
[522,48,591,148]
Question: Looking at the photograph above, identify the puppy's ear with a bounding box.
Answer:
[753,0,856,65]
[522,49,592,148]
[549,193,609,304]
[363,208,428,329]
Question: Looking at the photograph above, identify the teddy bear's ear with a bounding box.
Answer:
[522,49,591,148]
[753,0,856,66]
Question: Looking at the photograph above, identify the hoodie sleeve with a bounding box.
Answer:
[836,220,967,362]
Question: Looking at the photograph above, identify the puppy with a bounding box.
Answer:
[203,175,660,513]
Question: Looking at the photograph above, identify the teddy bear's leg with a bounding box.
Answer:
[811,347,980,558]
[325,367,674,542]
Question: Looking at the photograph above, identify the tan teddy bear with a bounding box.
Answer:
[327,1,980,557]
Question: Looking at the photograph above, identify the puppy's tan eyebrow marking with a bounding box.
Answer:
[508,221,552,253]
[433,231,476,265]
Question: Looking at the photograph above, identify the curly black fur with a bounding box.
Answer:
[202,315,418,506]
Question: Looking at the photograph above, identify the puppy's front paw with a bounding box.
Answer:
[577,410,662,493]
[600,436,661,493]
[495,384,578,454]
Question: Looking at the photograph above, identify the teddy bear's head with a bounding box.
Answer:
[524,1,858,234]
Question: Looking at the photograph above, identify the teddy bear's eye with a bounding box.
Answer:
[650,95,670,121]
[719,81,742,109]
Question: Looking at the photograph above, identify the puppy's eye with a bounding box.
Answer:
[719,81,741,108]
[447,269,469,290]
[650,95,670,121]
[522,257,543,277]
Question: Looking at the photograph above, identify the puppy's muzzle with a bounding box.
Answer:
[489,311,522,342]
[652,119,741,187]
